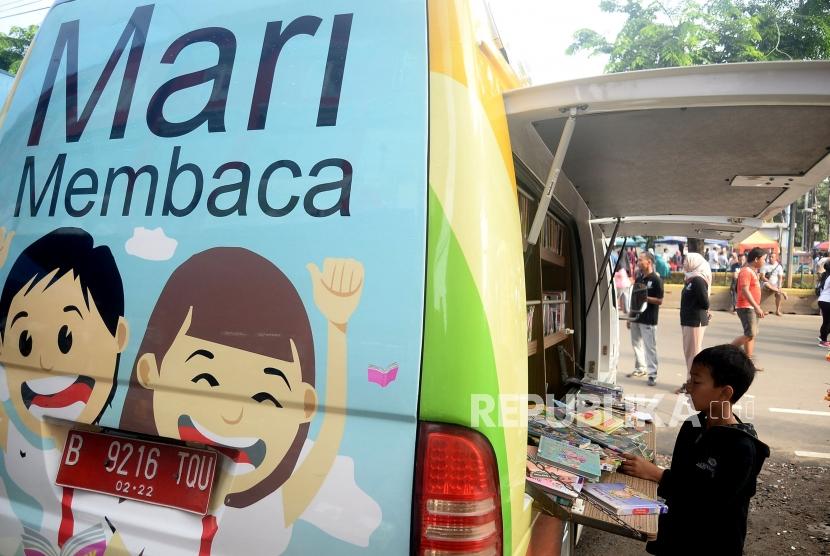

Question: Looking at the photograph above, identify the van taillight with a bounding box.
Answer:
[413,423,502,556]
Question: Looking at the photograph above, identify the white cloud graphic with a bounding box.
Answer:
[125,227,178,261]
[299,442,382,547]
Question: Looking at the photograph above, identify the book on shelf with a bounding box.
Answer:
[526,304,535,342]
[539,216,566,255]
[537,436,602,482]
[575,408,626,434]
[542,291,567,336]
[518,194,531,241]
[582,483,667,516]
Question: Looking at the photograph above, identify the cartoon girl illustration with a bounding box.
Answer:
[115,247,378,554]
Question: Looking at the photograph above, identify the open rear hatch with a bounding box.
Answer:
[504,61,830,242]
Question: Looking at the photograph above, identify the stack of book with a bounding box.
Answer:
[582,483,667,516]
[565,377,624,401]
[526,446,584,507]
[575,408,625,434]
[537,436,602,482]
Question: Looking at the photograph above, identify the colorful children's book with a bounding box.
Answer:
[526,446,585,501]
[582,483,667,516]
[575,408,625,434]
[537,436,602,482]
[570,424,648,458]
[528,417,591,448]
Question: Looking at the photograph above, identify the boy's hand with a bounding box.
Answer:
[620,453,663,483]
[307,259,364,327]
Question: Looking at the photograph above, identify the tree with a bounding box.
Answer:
[567,0,830,72]
[0,25,37,75]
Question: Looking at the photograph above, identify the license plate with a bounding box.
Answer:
[56,429,218,515]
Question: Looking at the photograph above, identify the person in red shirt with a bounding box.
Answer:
[731,247,766,366]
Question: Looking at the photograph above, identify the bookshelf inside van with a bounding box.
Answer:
[519,189,576,399]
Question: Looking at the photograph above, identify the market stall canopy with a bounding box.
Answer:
[736,231,780,254]
[504,61,830,243]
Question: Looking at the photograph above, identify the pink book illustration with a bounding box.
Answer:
[368,363,399,387]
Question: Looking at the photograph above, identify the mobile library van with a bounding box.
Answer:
[0,0,828,555]
[0,70,13,105]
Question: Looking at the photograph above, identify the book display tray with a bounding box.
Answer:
[527,422,659,547]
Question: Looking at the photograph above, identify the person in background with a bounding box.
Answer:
[760,252,788,316]
[728,253,744,313]
[672,249,684,273]
[610,248,619,272]
[708,247,720,272]
[817,260,830,348]
[717,248,729,273]
[654,248,671,279]
[626,252,665,386]
[732,247,767,369]
[676,253,711,394]
[662,248,671,263]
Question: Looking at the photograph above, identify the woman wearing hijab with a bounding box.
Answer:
[675,252,712,394]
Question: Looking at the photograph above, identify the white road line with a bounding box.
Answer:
[794,451,830,459]
[769,408,830,416]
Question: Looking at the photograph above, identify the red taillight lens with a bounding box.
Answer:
[413,422,503,556]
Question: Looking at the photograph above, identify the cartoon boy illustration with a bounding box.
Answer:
[119,247,378,554]
[0,227,129,547]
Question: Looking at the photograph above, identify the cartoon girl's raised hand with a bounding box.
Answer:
[306,258,364,327]
[0,228,15,268]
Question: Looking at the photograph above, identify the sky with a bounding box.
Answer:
[0,0,627,84]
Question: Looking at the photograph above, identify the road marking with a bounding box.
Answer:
[769,408,830,416]
[794,451,830,459]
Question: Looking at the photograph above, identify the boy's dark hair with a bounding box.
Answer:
[693,344,755,402]
[0,228,124,339]
[746,247,767,263]
[640,251,655,265]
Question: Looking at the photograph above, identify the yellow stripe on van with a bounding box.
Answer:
[428,0,518,190]
[429,70,530,554]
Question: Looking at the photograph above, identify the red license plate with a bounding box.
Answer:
[56,429,218,515]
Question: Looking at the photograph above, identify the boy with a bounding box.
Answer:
[621,344,770,556]
[0,227,129,549]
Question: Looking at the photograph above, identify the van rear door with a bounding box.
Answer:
[0,1,428,554]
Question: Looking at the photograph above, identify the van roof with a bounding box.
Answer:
[504,61,830,241]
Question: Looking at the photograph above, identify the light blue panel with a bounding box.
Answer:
[0,0,427,553]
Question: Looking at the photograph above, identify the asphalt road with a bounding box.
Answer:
[617,308,830,460]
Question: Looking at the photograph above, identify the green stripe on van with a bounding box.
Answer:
[420,188,512,552]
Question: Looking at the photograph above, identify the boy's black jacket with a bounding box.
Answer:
[646,412,770,556]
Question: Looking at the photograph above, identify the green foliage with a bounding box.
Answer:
[0,25,37,75]
[567,0,830,72]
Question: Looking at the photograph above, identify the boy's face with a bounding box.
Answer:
[139,308,317,497]
[686,363,733,414]
[0,271,128,436]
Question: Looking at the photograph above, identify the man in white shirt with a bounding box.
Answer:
[708,248,720,271]
[761,252,788,316]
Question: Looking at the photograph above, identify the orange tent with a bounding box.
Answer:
[736,231,780,255]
